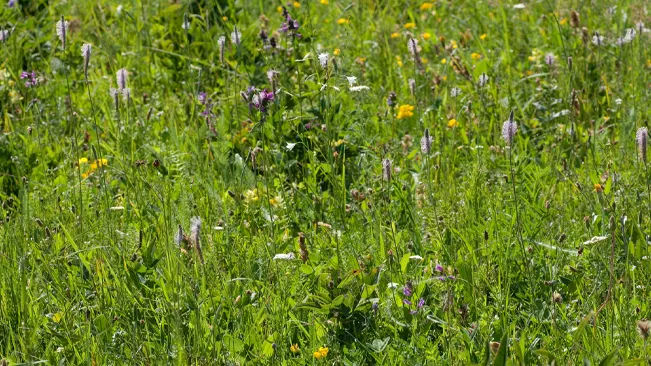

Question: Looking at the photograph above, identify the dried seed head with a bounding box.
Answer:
[408,79,416,96]
[190,216,204,264]
[636,127,648,163]
[298,232,308,263]
[218,36,226,64]
[637,319,650,340]
[570,10,580,28]
[552,291,563,303]
[489,342,500,354]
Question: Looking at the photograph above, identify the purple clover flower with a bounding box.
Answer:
[279,6,301,38]
[198,92,207,105]
[435,264,444,272]
[8,0,15,8]
[418,298,425,308]
[402,299,412,306]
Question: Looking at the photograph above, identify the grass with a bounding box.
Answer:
[1,0,650,364]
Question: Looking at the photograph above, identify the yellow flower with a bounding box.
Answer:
[421,57,428,64]
[593,184,603,193]
[420,2,433,10]
[450,40,457,49]
[269,196,284,207]
[244,189,259,203]
[313,351,322,359]
[391,32,400,39]
[277,6,283,13]
[603,116,610,122]
[421,32,431,40]
[440,58,447,64]
[78,157,89,164]
[320,0,329,4]
[81,172,89,179]
[480,33,487,40]
[290,344,300,353]
[404,22,416,29]
[293,1,301,7]
[222,16,228,21]
[396,55,403,67]
[314,347,329,358]
[337,18,349,25]
[447,119,458,128]
[333,48,340,56]
[526,70,533,76]
[559,18,567,25]
[396,104,415,119]
[471,52,481,60]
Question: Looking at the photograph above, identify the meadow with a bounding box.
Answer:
[1,0,650,364]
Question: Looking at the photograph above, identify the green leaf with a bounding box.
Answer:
[598,348,619,366]
[492,332,509,366]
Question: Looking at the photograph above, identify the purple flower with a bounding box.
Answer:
[418,298,425,308]
[21,71,38,88]
[403,287,412,297]
[279,6,301,38]
[8,0,15,8]
[435,264,444,272]
[447,275,456,280]
[387,92,397,107]
[402,299,412,306]
[198,92,207,105]
[372,302,379,313]
[436,276,446,281]
[409,310,417,315]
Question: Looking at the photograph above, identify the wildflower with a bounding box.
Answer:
[390,32,400,39]
[122,88,131,102]
[402,298,412,306]
[175,225,184,246]
[420,2,433,10]
[293,1,300,8]
[198,91,207,105]
[404,22,416,29]
[435,264,444,272]
[407,38,421,66]
[592,32,604,46]
[637,127,648,163]
[450,87,461,97]
[382,158,391,181]
[623,28,637,44]
[471,52,481,60]
[418,298,425,308]
[372,302,379,313]
[422,32,431,40]
[313,347,328,359]
[182,13,190,30]
[337,18,349,25]
[318,52,329,68]
[81,43,92,80]
[387,92,397,107]
[479,33,487,40]
[638,319,651,340]
[279,7,301,38]
[217,36,226,63]
[346,76,357,86]
[320,0,328,4]
[478,72,489,87]
[231,27,242,45]
[395,55,403,67]
[447,119,458,128]
[20,71,38,88]
[421,128,432,154]
[333,48,340,56]
[8,0,15,7]
[636,21,645,34]
[273,252,295,260]
[109,88,119,110]
[440,58,447,64]
[544,53,555,67]
[593,184,603,193]
[0,29,9,42]
[349,85,370,92]
[290,344,300,353]
[513,3,525,9]
[116,68,128,90]
[78,157,88,164]
[267,69,279,91]
[397,104,415,119]
[408,79,415,96]
[56,16,69,50]
[403,286,412,297]
[502,110,517,146]
[190,216,204,264]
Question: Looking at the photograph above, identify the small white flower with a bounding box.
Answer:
[349,85,370,92]
[513,3,525,9]
[116,5,123,15]
[182,14,190,30]
[544,52,555,67]
[592,32,604,46]
[478,72,489,87]
[318,52,329,68]
[116,68,128,90]
[450,87,461,97]
[615,98,622,105]
[346,76,357,86]
[231,28,242,45]
[0,29,9,42]
[273,252,296,260]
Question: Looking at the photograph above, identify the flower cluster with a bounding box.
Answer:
[79,158,108,179]
[313,347,328,359]
[241,87,275,115]
[20,71,38,88]
[279,6,301,38]
[396,104,414,119]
